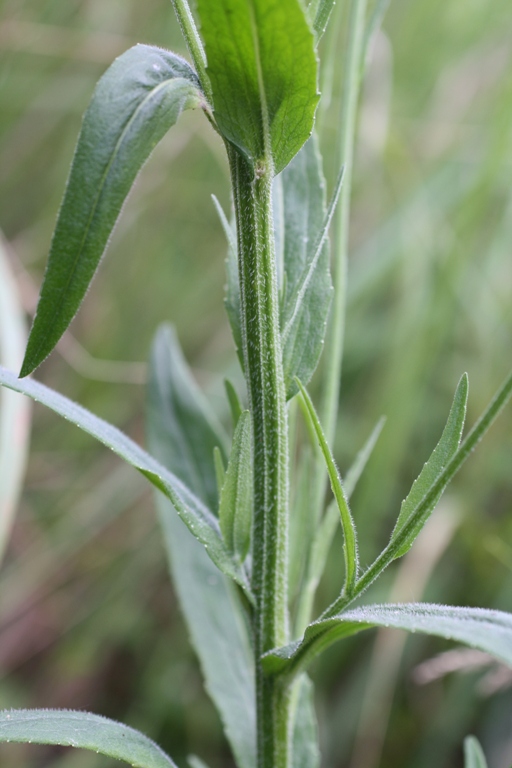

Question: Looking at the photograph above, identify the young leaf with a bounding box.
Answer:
[390,374,468,557]
[196,0,319,173]
[219,411,253,563]
[0,234,31,564]
[147,336,256,768]
[296,378,358,595]
[0,366,251,597]
[263,603,512,679]
[464,736,488,768]
[280,138,338,399]
[21,45,203,377]
[147,325,229,512]
[224,378,244,426]
[0,709,176,768]
[290,675,320,768]
[308,0,337,40]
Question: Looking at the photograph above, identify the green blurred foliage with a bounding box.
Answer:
[0,0,511,766]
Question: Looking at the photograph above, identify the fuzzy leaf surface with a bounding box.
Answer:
[196,0,318,173]
[464,737,488,768]
[147,335,256,768]
[219,410,253,562]
[263,603,512,678]
[0,710,176,768]
[21,45,202,376]
[280,137,334,398]
[0,367,250,595]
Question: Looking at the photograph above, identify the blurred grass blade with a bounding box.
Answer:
[263,603,512,679]
[296,378,358,595]
[0,710,176,768]
[464,736,488,768]
[21,45,203,376]
[291,675,320,768]
[363,0,392,56]
[196,0,318,173]
[281,138,337,398]
[390,374,468,557]
[0,366,251,597]
[147,336,256,768]
[344,416,386,498]
[308,0,337,40]
[0,235,31,564]
[212,195,242,360]
[219,411,253,563]
[147,324,228,512]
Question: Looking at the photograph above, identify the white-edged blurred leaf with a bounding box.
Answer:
[0,235,31,563]
[219,411,253,563]
[0,709,176,768]
[464,736,488,768]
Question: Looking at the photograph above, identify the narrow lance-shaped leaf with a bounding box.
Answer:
[263,603,512,679]
[0,366,251,599]
[290,675,320,768]
[296,378,358,595]
[196,0,319,173]
[21,44,203,377]
[308,0,337,40]
[390,373,468,557]
[147,331,256,768]
[219,411,253,563]
[212,195,243,362]
[464,737,488,768]
[224,378,244,426]
[0,710,176,768]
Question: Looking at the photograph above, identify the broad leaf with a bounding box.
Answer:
[21,45,203,376]
[219,411,253,563]
[147,334,256,768]
[464,736,488,768]
[147,325,228,512]
[291,676,320,768]
[280,137,336,398]
[263,603,512,678]
[390,374,468,557]
[0,367,251,597]
[0,234,31,563]
[196,0,319,173]
[0,709,176,768]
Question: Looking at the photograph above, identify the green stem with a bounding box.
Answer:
[229,145,290,768]
[170,0,213,104]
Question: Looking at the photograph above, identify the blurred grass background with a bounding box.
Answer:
[0,0,511,767]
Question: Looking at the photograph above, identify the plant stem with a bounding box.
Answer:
[170,0,213,104]
[229,145,290,768]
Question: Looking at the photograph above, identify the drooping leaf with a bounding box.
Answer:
[296,378,358,594]
[147,335,256,768]
[219,411,253,563]
[0,234,31,563]
[280,138,337,398]
[464,736,488,768]
[0,710,176,768]
[21,45,203,377]
[263,603,512,679]
[147,325,228,512]
[196,0,319,173]
[390,374,468,557]
[290,676,320,768]
[0,366,251,597]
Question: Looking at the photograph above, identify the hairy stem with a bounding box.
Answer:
[229,145,290,768]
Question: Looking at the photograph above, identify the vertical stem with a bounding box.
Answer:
[170,0,213,104]
[229,145,290,768]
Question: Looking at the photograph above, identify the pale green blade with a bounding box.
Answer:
[0,710,176,768]
[291,676,320,768]
[0,235,31,563]
[390,374,468,557]
[464,736,488,768]
[196,0,318,173]
[21,45,202,376]
[263,603,512,679]
[0,367,250,596]
[308,0,337,39]
[212,195,243,361]
[147,335,256,768]
[219,411,253,562]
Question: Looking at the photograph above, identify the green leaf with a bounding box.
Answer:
[263,603,512,679]
[219,411,253,562]
[290,676,320,768]
[308,0,337,40]
[343,416,386,498]
[390,374,468,557]
[212,195,243,361]
[296,378,358,595]
[147,337,256,768]
[196,0,319,173]
[0,366,251,597]
[21,44,203,377]
[280,138,337,398]
[464,736,488,768]
[147,325,228,512]
[0,233,31,564]
[224,378,244,426]
[364,0,392,58]
[0,709,176,768]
